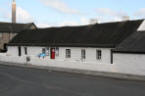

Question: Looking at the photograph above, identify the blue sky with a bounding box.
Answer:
[0,0,145,27]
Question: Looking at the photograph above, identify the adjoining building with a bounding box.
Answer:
[0,22,36,50]
[4,19,145,76]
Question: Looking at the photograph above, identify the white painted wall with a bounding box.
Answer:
[7,46,18,56]
[7,46,112,64]
[137,20,145,31]
[3,46,145,76]
[113,53,145,76]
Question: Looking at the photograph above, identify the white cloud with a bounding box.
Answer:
[96,8,127,17]
[16,6,33,23]
[5,6,33,23]
[80,17,90,24]
[0,8,10,19]
[59,21,79,26]
[58,17,90,26]
[96,8,128,22]
[39,0,80,14]
[36,22,51,28]
[36,17,90,28]
[134,8,145,18]
[36,21,79,28]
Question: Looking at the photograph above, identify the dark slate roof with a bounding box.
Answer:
[0,22,36,33]
[114,31,145,53]
[9,20,143,48]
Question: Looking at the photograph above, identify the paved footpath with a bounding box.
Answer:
[0,64,145,96]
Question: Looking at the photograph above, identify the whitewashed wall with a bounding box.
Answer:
[138,20,145,31]
[7,46,18,56]
[113,53,145,76]
[3,46,145,76]
[7,46,112,64]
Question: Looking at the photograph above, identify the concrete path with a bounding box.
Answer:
[0,64,145,96]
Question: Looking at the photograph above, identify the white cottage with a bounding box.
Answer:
[4,19,145,76]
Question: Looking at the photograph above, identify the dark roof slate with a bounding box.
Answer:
[0,22,36,33]
[114,31,145,53]
[9,20,143,48]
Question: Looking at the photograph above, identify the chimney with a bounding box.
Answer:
[122,16,130,21]
[89,19,98,24]
[12,0,16,23]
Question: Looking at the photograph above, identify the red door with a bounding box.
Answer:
[51,48,55,59]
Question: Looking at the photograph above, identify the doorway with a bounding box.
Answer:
[18,46,21,56]
[51,48,55,59]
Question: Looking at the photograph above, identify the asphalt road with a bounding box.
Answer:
[0,65,145,96]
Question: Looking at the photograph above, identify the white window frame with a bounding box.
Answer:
[96,50,102,60]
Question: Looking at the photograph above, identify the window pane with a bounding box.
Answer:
[42,48,46,54]
[66,49,71,58]
[46,47,50,56]
[81,49,86,59]
[55,47,59,56]
[96,50,102,60]
[24,47,27,55]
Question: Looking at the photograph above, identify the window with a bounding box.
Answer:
[96,50,102,60]
[66,49,71,58]
[55,47,59,56]
[46,47,50,56]
[81,49,86,59]
[42,48,46,54]
[24,47,27,55]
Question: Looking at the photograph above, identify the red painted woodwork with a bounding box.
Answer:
[51,48,55,59]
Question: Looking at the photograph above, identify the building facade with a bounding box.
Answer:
[4,19,145,76]
[7,46,111,64]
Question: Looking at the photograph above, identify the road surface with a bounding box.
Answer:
[0,64,145,96]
